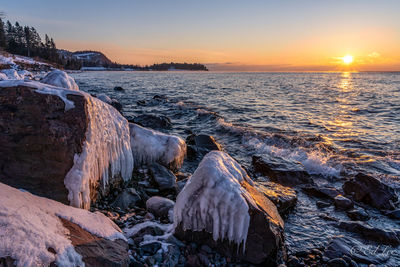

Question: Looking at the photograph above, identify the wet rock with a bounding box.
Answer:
[175,178,188,194]
[153,94,168,101]
[255,181,297,215]
[186,254,201,266]
[317,200,332,208]
[336,221,400,245]
[328,258,348,267]
[111,188,141,210]
[186,134,222,151]
[302,185,340,199]
[141,242,161,255]
[287,256,301,267]
[114,86,124,91]
[132,114,172,130]
[252,155,312,186]
[334,195,354,210]
[148,163,177,191]
[146,196,175,220]
[343,173,397,210]
[387,209,400,219]
[162,245,180,267]
[346,208,369,221]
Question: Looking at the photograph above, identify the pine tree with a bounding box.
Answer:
[0,18,6,48]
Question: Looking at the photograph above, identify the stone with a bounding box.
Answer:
[114,86,124,91]
[186,134,222,152]
[148,163,177,191]
[343,173,397,210]
[302,185,340,199]
[146,196,175,220]
[111,188,141,210]
[334,195,354,210]
[252,155,312,185]
[132,114,172,130]
[175,178,188,194]
[162,245,180,267]
[317,200,332,208]
[141,242,161,256]
[346,208,369,221]
[255,181,297,215]
[387,209,400,219]
[327,258,348,267]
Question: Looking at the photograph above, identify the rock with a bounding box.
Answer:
[336,221,400,245]
[114,86,124,91]
[317,200,332,208]
[148,163,177,191]
[255,181,297,215]
[186,134,222,152]
[343,173,397,210]
[175,178,188,194]
[146,196,175,220]
[111,188,141,210]
[252,155,312,185]
[186,254,201,266]
[141,242,161,255]
[153,94,168,101]
[111,99,123,111]
[302,185,340,199]
[132,114,172,130]
[387,209,400,219]
[328,258,348,267]
[1,69,22,79]
[323,236,389,264]
[287,256,301,267]
[334,195,354,210]
[41,70,79,91]
[0,82,133,208]
[346,208,369,221]
[174,151,285,265]
[162,245,180,267]
[97,93,123,111]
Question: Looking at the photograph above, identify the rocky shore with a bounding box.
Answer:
[1,55,399,266]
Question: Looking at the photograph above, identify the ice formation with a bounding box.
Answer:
[129,123,186,169]
[41,70,79,91]
[0,182,125,267]
[64,95,134,209]
[0,72,8,81]
[174,151,255,249]
[17,70,33,79]
[1,69,22,80]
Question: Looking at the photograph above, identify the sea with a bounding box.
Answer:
[72,71,400,265]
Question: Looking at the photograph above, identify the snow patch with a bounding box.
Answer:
[64,96,134,209]
[0,182,125,267]
[174,151,254,249]
[129,123,186,169]
[1,69,22,80]
[41,70,79,91]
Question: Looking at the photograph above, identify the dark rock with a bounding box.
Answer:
[200,245,212,254]
[146,196,174,220]
[346,208,369,221]
[287,256,301,267]
[175,178,188,194]
[197,253,210,266]
[0,257,15,267]
[343,173,397,210]
[387,209,400,219]
[133,114,172,130]
[141,242,161,255]
[302,185,340,199]
[148,163,177,191]
[255,181,297,215]
[162,245,180,267]
[252,155,312,186]
[337,221,400,245]
[111,188,141,210]
[186,134,222,151]
[186,254,201,267]
[111,99,123,111]
[126,224,164,239]
[153,95,168,101]
[129,258,144,267]
[114,86,124,91]
[317,200,332,208]
[327,258,348,267]
[334,195,354,210]
[60,217,129,266]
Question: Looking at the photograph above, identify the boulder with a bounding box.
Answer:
[0,81,133,208]
[114,86,124,91]
[132,114,172,130]
[146,196,175,220]
[41,70,79,91]
[302,185,340,199]
[346,208,369,221]
[0,182,129,267]
[252,155,312,185]
[343,173,397,210]
[148,163,177,191]
[111,188,142,210]
[334,195,354,210]
[174,151,285,265]
[97,93,123,111]
[186,134,222,154]
[255,181,297,215]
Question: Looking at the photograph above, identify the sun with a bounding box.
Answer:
[342,55,353,65]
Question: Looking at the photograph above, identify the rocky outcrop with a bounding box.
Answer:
[252,155,312,186]
[343,173,397,210]
[174,151,285,265]
[255,181,297,215]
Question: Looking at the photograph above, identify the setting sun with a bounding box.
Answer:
[342,55,354,64]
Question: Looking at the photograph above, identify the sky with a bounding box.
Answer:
[2,0,400,71]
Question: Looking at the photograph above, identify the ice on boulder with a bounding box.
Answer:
[0,72,8,81]
[41,70,79,91]
[97,93,113,104]
[17,69,33,79]
[64,95,134,209]
[174,151,256,249]
[1,69,22,80]
[0,182,125,267]
[129,123,186,170]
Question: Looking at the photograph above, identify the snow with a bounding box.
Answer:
[0,73,8,81]
[64,95,134,209]
[129,123,186,169]
[1,69,22,80]
[41,70,79,91]
[0,182,125,267]
[17,70,33,79]
[0,53,49,67]
[173,151,255,250]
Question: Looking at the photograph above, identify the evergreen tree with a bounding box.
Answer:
[0,18,6,48]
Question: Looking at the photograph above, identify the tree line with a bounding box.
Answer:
[0,18,81,69]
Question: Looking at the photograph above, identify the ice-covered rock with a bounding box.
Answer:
[146,196,175,221]
[41,70,79,91]
[129,123,186,170]
[0,72,8,81]
[0,81,134,209]
[96,93,123,111]
[1,69,22,80]
[174,151,285,265]
[0,182,129,267]
[17,70,33,79]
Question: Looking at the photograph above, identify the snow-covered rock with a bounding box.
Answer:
[129,123,186,170]
[1,69,22,80]
[0,72,8,81]
[41,70,79,91]
[17,69,33,79]
[0,80,133,209]
[146,196,175,221]
[173,151,285,265]
[0,182,128,267]
[96,93,123,112]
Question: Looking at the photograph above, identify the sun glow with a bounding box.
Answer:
[342,55,354,65]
